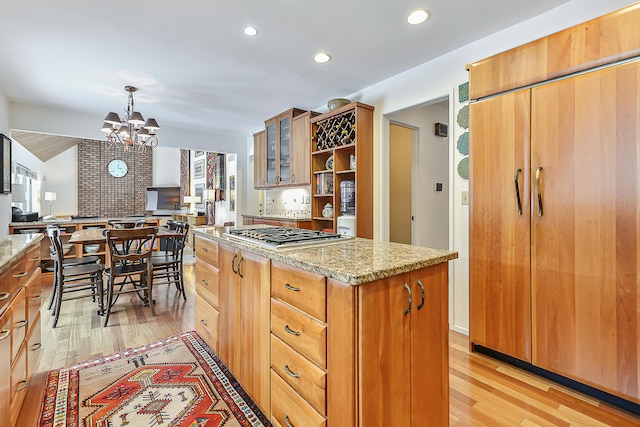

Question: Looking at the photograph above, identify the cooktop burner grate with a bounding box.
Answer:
[224,226,349,248]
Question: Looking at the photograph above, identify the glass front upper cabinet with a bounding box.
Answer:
[279,117,291,183]
[266,122,277,185]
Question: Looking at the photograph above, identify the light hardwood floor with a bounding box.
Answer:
[18,255,640,426]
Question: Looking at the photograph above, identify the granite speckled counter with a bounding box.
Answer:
[9,216,167,229]
[0,233,44,274]
[192,226,457,285]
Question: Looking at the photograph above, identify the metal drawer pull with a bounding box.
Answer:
[284,283,301,292]
[404,283,412,316]
[0,292,9,301]
[200,279,209,285]
[0,329,10,340]
[231,253,238,274]
[201,247,208,252]
[284,364,301,378]
[536,167,544,216]
[284,414,294,427]
[32,294,43,301]
[16,320,28,329]
[284,325,301,336]
[200,319,208,327]
[16,380,28,392]
[417,279,425,310]
[13,271,28,279]
[30,342,42,351]
[30,256,42,261]
[514,168,523,215]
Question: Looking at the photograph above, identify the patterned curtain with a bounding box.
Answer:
[180,149,190,198]
[206,152,226,201]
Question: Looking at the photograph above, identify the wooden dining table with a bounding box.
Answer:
[68,226,183,244]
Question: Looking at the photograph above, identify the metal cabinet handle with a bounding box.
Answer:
[231,253,238,274]
[30,342,42,351]
[284,364,301,378]
[30,256,42,261]
[417,279,425,310]
[285,283,301,292]
[514,168,523,215]
[404,283,412,316]
[16,320,28,329]
[31,294,43,302]
[16,380,28,392]
[200,279,209,285]
[200,246,208,252]
[237,257,244,278]
[536,167,544,216]
[292,173,296,182]
[13,271,28,279]
[284,325,301,336]
[284,414,294,427]
[200,319,208,327]
[0,292,9,301]
[0,329,10,340]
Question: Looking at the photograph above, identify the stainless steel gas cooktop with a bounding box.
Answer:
[223,226,351,249]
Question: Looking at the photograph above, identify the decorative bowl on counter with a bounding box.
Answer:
[327,98,350,111]
[84,244,100,254]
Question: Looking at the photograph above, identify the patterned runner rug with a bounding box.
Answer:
[38,331,271,427]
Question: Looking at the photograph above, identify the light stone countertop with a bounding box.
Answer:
[9,216,168,228]
[192,227,458,285]
[241,214,312,221]
[0,233,44,274]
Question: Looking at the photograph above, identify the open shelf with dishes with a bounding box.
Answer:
[310,102,373,238]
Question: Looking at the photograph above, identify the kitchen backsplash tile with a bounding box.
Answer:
[264,187,311,218]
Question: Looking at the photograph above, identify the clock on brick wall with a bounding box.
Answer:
[77,140,152,217]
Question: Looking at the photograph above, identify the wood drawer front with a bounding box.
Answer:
[271,334,326,416]
[25,270,42,325]
[10,259,30,290]
[24,246,41,278]
[0,268,10,314]
[271,298,326,368]
[27,314,41,377]
[272,261,326,322]
[195,236,219,267]
[195,259,219,307]
[195,294,219,353]
[9,288,26,364]
[10,340,27,426]
[271,370,326,427]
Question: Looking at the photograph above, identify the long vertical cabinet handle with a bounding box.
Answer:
[237,257,244,278]
[231,253,238,274]
[416,279,425,310]
[404,283,412,316]
[536,167,544,216]
[514,168,523,215]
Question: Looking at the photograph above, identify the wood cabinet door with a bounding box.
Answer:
[409,264,448,426]
[531,59,640,401]
[254,130,267,188]
[358,274,411,426]
[218,244,240,374]
[237,250,271,413]
[469,89,532,362]
[291,114,311,185]
[0,312,10,427]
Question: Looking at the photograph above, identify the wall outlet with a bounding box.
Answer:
[304,195,310,204]
[461,191,469,205]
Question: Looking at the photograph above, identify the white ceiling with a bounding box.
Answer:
[0,0,571,144]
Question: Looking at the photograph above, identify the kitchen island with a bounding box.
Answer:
[192,226,457,427]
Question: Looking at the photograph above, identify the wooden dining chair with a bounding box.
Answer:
[102,226,158,327]
[151,221,190,300]
[47,226,105,328]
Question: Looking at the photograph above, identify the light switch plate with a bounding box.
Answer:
[462,191,469,205]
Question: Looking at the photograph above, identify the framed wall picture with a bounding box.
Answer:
[1,134,11,193]
[229,175,236,211]
[194,159,205,179]
[195,183,205,209]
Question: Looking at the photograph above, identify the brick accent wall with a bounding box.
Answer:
[77,140,152,217]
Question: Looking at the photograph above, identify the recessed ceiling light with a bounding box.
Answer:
[314,52,332,64]
[244,26,258,36]
[407,9,430,25]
